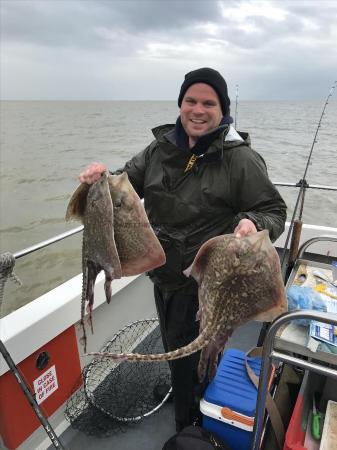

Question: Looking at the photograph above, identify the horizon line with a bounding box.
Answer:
[0,98,332,102]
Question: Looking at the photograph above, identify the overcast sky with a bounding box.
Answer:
[1,0,337,101]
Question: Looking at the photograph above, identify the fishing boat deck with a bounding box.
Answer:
[49,321,262,450]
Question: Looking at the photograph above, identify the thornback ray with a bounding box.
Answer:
[66,172,122,352]
[66,171,165,352]
[87,230,287,382]
[107,172,166,276]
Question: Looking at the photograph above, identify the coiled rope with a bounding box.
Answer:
[0,252,22,314]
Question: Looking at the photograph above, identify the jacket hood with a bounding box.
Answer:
[151,123,251,152]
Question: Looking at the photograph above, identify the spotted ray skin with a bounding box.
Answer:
[66,171,165,352]
[108,173,166,276]
[67,172,122,352]
[88,231,287,381]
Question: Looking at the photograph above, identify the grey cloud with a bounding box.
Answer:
[1,0,337,100]
[218,1,337,50]
[2,0,337,52]
[284,0,337,22]
[1,1,108,47]
[106,0,220,30]
[1,0,221,48]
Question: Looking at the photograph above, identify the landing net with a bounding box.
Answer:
[65,318,171,436]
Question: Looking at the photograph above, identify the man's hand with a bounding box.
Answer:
[79,161,108,184]
[234,218,257,238]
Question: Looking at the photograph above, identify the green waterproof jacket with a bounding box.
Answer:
[117,124,287,291]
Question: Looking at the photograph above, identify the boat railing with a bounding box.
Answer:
[297,235,337,258]
[9,181,337,261]
[273,182,337,191]
[13,225,83,260]
[252,310,337,450]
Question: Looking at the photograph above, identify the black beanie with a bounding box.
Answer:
[178,67,230,116]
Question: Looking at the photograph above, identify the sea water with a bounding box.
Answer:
[0,100,336,316]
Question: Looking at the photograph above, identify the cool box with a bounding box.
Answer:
[200,348,267,450]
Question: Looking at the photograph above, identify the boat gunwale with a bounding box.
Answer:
[1,222,337,376]
[0,272,140,376]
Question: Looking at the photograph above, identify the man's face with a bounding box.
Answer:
[180,83,223,141]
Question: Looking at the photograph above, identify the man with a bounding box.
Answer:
[79,68,287,431]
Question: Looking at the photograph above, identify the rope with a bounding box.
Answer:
[0,252,22,315]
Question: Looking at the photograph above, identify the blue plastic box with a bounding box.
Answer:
[200,348,263,450]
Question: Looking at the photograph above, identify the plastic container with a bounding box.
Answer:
[283,371,325,450]
[200,348,271,450]
[320,400,337,450]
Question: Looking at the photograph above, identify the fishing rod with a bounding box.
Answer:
[257,81,337,347]
[257,181,335,450]
[234,84,239,128]
[279,80,337,280]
